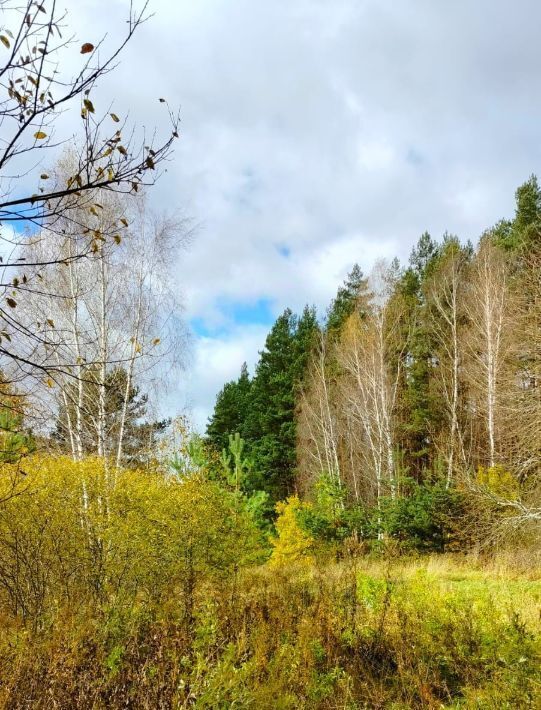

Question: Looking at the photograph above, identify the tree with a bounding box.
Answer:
[206,362,252,454]
[242,308,318,501]
[337,262,403,506]
[245,309,298,499]
[493,175,541,253]
[53,365,167,465]
[425,237,470,484]
[0,0,179,380]
[0,375,33,463]
[326,264,369,335]
[464,238,512,470]
[297,331,343,496]
[19,185,187,462]
[394,233,441,479]
[292,304,318,384]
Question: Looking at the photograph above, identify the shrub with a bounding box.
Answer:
[269,496,314,567]
[477,464,520,499]
[0,455,264,627]
[378,480,468,552]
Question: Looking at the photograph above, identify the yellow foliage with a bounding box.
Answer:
[476,464,519,499]
[0,455,263,623]
[269,496,314,568]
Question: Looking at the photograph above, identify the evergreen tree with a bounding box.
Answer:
[292,305,319,385]
[493,175,541,252]
[245,309,298,500]
[0,377,34,463]
[326,264,369,335]
[54,366,164,463]
[395,233,441,479]
[207,308,318,503]
[206,363,252,453]
[513,174,541,248]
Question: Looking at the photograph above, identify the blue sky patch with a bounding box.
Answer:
[191,297,276,337]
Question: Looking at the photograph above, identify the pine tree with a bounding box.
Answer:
[0,377,34,464]
[206,362,252,454]
[493,175,541,252]
[513,175,541,248]
[292,305,319,385]
[326,264,369,335]
[245,309,298,500]
[54,366,163,463]
[395,233,441,479]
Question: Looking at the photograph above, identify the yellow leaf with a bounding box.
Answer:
[110,113,119,122]
[33,131,47,140]
[0,35,10,49]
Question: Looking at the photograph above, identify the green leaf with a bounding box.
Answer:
[0,35,10,49]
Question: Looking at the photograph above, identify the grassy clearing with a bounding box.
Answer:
[1,554,539,709]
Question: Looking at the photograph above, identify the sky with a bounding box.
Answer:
[62,1,541,429]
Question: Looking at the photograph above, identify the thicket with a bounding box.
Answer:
[0,457,538,709]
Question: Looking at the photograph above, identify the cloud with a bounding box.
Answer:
[179,323,270,432]
[24,0,541,427]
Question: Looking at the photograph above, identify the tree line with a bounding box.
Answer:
[207,175,541,541]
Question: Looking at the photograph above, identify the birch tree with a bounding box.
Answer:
[297,332,342,494]
[464,239,511,470]
[337,263,402,505]
[426,239,469,484]
[20,188,188,464]
[0,0,180,380]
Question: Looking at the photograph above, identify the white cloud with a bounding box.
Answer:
[18,0,541,427]
[180,324,270,432]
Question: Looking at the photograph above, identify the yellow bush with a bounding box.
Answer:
[0,455,263,625]
[269,496,314,568]
[476,464,519,499]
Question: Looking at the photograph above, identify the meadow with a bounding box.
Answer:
[0,457,538,709]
